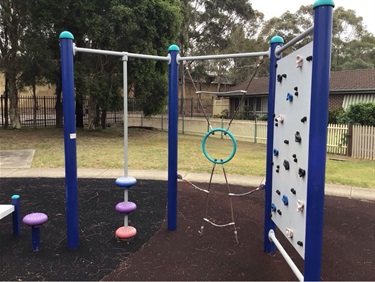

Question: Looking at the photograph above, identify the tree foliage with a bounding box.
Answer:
[338,103,375,126]
[1,1,375,129]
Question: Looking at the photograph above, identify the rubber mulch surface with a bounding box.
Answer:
[0,177,374,281]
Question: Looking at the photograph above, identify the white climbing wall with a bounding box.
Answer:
[271,42,313,259]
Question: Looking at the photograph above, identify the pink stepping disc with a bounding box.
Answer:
[23,213,48,226]
[115,226,137,240]
[115,201,137,214]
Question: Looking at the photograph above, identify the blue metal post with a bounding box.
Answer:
[31,226,41,251]
[304,1,334,280]
[264,35,284,254]
[11,194,20,236]
[59,31,79,249]
[167,45,179,231]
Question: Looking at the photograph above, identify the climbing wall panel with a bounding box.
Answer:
[271,42,313,259]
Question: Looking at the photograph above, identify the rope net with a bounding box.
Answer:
[180,57,265,243]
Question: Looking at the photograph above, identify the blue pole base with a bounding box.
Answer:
[31,227,41,251]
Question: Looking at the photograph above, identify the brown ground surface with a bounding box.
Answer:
[1,178,374,281]
[103,181,375,281]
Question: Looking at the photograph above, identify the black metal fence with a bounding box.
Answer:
[0,95,268,128]
[0,95,216,128]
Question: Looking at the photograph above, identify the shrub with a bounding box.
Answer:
[338,102,375,126]
[328,107,345,124]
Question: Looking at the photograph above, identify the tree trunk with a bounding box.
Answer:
[101,109,107,129]
[76,96,84,128]
[3,76,9,128]
[87,96,98,130]
[55,78,63,128]
[32,82,37,128]
[8,71,21,129]
[180,63,186,115]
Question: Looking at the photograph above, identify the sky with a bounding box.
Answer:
[249,0,375,35]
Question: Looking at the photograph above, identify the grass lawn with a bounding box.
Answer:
[0,126,374,188]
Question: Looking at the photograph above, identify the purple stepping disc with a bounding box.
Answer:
[115,202,137,214]
[23,213,48,226]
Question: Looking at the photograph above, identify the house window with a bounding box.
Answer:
[245,97,267,113]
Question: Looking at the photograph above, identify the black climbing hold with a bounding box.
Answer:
[275,123,278,127]
[294,91,299,96]
[301,116,307,123]
[290,188,296,194]
[276,190,281,195]
[277,210,282,215]
[294,86,298,91]
[277,73,287,83]
[297,241,304,246]
[292,154,296,158]
[306,56,313,62]
[283,160,290,170]
[284,140,289,145]
[295,131,302,143]
[298,168,306,178]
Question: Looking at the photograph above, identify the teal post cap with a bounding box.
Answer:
[313,0,335,9]
[269,36,284,44]
[59,31,74,40]
[168,44,180,52]
[11,194,20,199]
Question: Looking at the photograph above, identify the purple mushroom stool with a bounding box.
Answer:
[23,212,48,251]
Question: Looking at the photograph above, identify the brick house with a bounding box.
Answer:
[215,68,375,118]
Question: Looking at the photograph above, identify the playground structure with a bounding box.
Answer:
[59,1,334,281]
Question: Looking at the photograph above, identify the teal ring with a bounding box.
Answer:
[202,128,237,164]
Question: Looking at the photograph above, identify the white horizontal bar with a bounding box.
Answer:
[275,26,314,56]
[128,52,169,61]
[180,50,269,62]
[75,47,124,56]
[268,229,304,282]
[74,47,169,61]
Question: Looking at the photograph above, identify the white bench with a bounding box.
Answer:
[0,195,20,236]
[0,204,15,219]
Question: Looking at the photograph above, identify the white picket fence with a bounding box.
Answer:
[128,114,374,160]
[327,124,348,155]
[351,125,375,160]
